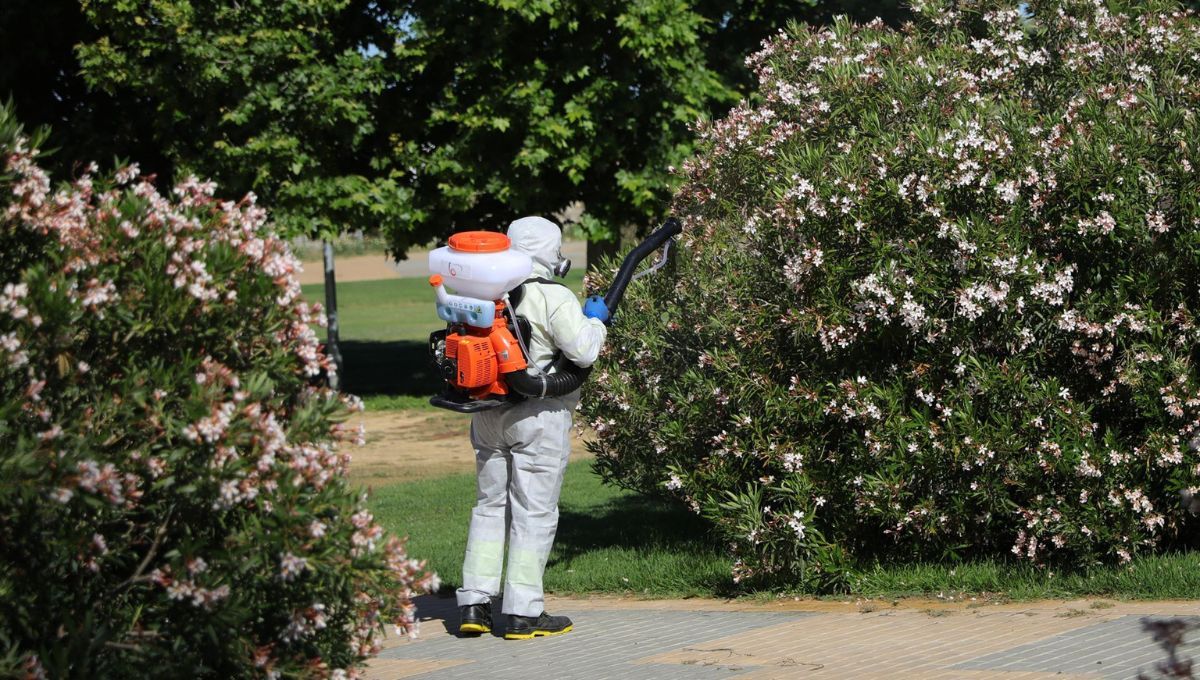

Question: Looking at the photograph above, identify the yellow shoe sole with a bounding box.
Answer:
[458,623,491,634]
[504,624,573,640]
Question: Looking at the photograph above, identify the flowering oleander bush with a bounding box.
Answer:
[0,106,435,678]
[584,0,1200,589]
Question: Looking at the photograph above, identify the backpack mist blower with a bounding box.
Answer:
[426,218,682,413]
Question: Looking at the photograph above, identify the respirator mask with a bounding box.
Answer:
[551,250,571,278]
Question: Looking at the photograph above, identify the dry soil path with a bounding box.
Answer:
[347,410,593,489]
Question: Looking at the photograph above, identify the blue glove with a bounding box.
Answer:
[583,295,610,323]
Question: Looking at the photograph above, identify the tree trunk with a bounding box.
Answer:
[323,241,343,390]
[586,237,620,271]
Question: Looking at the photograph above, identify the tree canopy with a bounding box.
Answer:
[72,0,410,242]
[377,0,734,247]
[2,0,913,254]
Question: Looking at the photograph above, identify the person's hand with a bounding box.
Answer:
[583,295,610,323]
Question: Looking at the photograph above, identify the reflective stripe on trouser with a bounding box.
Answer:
[456,395,574,617]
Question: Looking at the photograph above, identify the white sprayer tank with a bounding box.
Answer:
[428,231,532,301]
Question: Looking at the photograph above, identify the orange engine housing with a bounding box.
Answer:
[444,301,527,399]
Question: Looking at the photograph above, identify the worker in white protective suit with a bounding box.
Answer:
[456,216,608,640]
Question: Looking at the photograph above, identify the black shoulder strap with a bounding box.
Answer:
[525,276,569,289]
[508,277,568,311]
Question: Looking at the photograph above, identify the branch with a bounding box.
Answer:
[116,505,174,591]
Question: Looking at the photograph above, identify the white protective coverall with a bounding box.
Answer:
[455,216,608,617]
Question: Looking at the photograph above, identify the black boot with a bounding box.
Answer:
[504,612,573,640]
[458,603,492,635]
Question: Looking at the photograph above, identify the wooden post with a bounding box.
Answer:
[323,241,343,390]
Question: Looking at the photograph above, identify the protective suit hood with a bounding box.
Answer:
[507,216,563,276]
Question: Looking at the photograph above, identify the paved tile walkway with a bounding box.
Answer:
[366,596,1200,680]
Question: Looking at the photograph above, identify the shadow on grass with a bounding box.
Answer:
[553,495,710,558]
[552,494,738,597]
[338,339,441,397]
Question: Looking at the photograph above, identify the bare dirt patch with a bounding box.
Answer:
[347,409,593,489]
[298,255,406,285]
[347,410,471,488]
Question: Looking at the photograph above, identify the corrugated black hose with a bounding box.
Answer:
[505,218,682,398]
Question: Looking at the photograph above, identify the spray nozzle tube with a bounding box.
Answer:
[602,217,682,313]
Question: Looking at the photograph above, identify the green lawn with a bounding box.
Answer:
[371,461,1200,601]
[850,552,1200,601]
[301,270,586,408]
[302,277,446,343]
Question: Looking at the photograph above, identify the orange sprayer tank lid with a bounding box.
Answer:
[448,231,510,253]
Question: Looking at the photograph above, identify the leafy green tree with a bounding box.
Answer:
[3,0,911,262]
[377,0,732,257]
[74,0,407,243]
[375,0,911,260]
[0,0,167,175]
